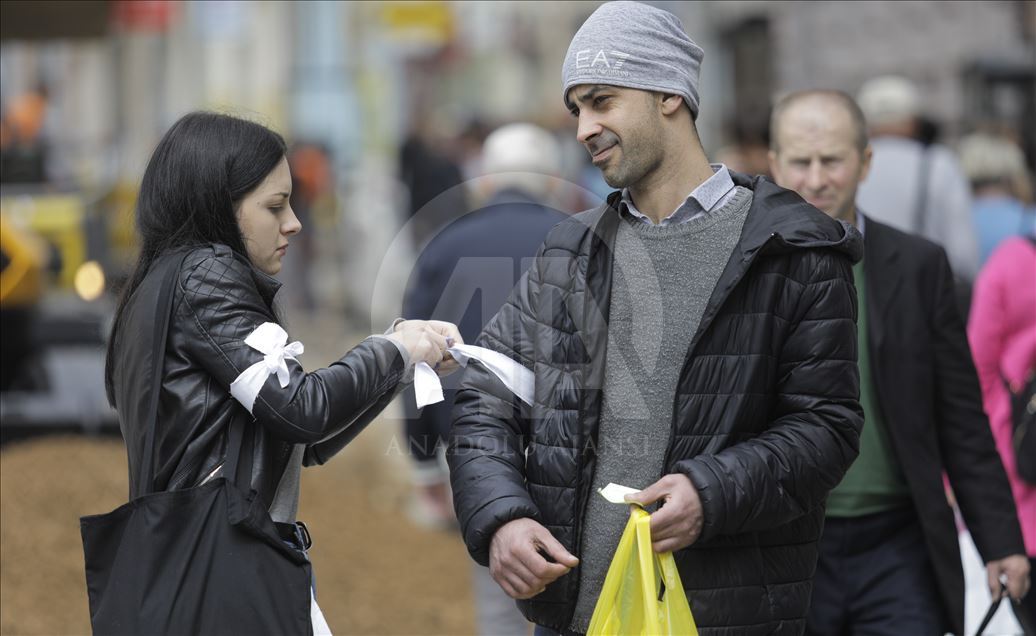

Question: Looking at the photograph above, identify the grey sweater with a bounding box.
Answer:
[570,186,752,631]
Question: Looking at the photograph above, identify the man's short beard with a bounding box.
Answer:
[602,148,658,189]
[602,167,631,189]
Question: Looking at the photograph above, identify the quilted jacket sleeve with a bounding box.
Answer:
[676,249,864,541]
[447,250,544,566]
[179,248,406,446]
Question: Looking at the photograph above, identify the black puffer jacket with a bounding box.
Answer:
[448,174,865,635]
[113,244,406,506]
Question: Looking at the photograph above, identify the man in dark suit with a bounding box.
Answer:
[769,89,1030,635]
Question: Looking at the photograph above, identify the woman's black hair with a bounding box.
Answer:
[104,111,287,406]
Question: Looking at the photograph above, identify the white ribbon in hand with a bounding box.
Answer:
[229,322,304,414]
[598,482,642,504]
[414,343,534,409]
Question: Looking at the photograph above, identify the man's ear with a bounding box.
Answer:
[859,143,873,183]
[659,93,684,116]
[767,149,780,182]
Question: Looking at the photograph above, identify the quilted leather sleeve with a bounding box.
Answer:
[178,247,406,445]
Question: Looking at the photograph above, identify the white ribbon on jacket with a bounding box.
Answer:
[413,343,534,409]
[229,322,304,414]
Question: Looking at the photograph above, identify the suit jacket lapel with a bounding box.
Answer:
[862,214,901,354]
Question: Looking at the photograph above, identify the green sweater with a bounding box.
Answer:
[826,260,911,517]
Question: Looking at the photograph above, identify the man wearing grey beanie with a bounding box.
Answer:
[449,3,864,635]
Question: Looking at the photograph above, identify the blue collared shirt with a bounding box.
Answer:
[620,164,738,226]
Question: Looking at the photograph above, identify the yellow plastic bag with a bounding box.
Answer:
[587,507,699,636]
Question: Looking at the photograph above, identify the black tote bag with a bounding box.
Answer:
[80,251,313,635]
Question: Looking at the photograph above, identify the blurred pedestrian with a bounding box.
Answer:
[401,122,568,636]
[399,129,469,250]
[855,75,979,285]
[449,3,865,634]
[959,132,1036,267]
[768,89,1029,636]
[455,117,492,183]
[713,119,771,178]
[968,234,1036,626]
[0,83,49,184]
[99,111,462,634]
[283,141,332,312]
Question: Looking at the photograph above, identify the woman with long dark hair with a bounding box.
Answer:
[95,111,461,633]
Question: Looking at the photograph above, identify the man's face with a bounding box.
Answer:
[769,97,872,223]
[566,84,666,189]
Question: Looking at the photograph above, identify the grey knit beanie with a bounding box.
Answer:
[562,1,704,119]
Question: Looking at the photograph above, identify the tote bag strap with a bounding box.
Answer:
[136,249,250,496]
[137,251,189,495]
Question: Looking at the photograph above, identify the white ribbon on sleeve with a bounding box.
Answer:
[229,322,304,414]
[413,343,533,409]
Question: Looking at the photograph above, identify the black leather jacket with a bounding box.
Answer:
[113,244,406,507]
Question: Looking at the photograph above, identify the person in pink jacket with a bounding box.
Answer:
[968,234,1036,621]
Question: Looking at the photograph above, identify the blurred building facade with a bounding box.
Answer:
[717,1,1035,158]
[5,1,1029,180]
[2,1,1033,318]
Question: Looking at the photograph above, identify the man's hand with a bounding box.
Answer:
[624,473,704,553]
[986,554,1031,601]
[489,518,579,599]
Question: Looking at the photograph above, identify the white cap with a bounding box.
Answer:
[959,133,1028,182]
[481,123,560,176]
[857,75,921,125]
[479,123,561,198]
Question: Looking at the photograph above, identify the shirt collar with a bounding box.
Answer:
[620,164,735,226]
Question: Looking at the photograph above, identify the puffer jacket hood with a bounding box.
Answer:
[728,171,863,261]
[593,172,862,260]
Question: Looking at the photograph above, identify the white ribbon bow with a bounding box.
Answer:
[414,343,534,409]
[229,322,304,414]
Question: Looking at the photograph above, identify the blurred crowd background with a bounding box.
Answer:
[1,1,1034,634]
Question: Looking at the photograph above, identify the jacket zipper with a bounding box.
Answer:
[661,234,776,475]
[569,206,619,621]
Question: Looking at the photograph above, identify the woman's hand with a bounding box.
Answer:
[422,321,464,376]
[388,320,464,375]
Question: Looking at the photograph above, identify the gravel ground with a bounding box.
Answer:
[0,426,478,635]
[0,312,501,635]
